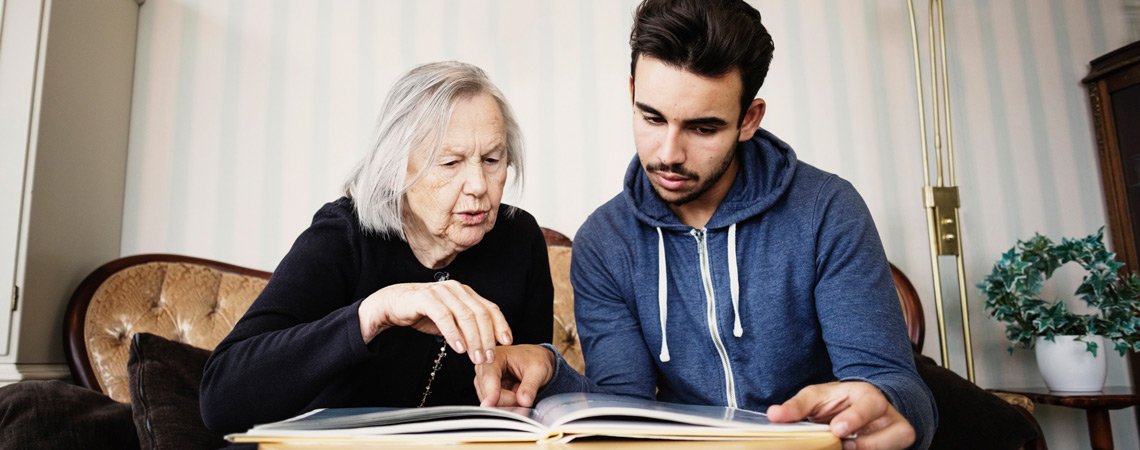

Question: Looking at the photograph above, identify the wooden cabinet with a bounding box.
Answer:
[1085,40,1140,274]
[1084,40,1140,431]
[0,0,138,384]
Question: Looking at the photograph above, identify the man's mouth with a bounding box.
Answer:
[652,171,692,191]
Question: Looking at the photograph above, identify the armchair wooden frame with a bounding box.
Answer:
[63,253,271,397]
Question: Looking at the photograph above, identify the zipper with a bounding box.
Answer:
[691,228,738,408]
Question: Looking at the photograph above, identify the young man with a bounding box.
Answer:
[476,1,936,449]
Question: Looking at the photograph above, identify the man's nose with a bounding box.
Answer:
[657,128,685,166]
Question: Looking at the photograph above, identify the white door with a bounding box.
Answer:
[0,0,46,356]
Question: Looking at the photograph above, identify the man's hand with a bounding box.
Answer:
[767,381,915,450]
[474,344,556,407]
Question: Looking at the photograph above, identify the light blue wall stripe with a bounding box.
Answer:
[216,0,244,262]
[442,0,456,57]
[974,0,1024,237]
[823,1,859,192]
[489,1,505,101]
[261,2,288,260]
[579,0,599,212]
[947,4,993,256]
[1012,1,1061,234]
[862,1,905,241]
[312,4,332,208]
[357,0,376,168]
[780,1,811,159]
[1087,0,1109,54]
[400,2,416,70]
[167,3,199,251]
[537,0,554,209]
[1048,0,1101,227]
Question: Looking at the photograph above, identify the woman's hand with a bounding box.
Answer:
[358,280,513,364]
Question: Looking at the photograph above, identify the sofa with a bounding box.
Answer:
[0,228,1043,449]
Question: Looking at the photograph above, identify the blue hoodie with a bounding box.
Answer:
[541,129,936,449]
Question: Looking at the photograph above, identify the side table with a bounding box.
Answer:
[989,386,1139,450]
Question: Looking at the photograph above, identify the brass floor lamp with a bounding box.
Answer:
[906,0,976,382]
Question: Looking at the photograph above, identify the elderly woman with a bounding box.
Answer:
[200,61,553,434]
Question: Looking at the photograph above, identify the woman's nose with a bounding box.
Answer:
[461,162,487,196]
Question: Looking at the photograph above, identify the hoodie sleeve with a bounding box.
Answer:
[535,214,659,401]
[811,177,937,450]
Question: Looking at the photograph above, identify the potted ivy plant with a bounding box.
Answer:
[978,227,1140,391]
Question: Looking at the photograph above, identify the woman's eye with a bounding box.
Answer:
[483,157,501,165]
[440,160,460,167]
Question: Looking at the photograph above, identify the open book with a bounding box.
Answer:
[227,393,833,445]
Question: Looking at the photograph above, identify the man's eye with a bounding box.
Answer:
[644,115,665,124]
[694,126,717,135]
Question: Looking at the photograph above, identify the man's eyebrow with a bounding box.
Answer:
[634,101,729,128]
[634,101,663,117]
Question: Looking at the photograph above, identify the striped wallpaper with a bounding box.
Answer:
[121,1,1135,447]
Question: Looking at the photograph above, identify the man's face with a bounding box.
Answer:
[630,56,761,207]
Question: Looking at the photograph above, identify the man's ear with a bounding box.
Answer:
[737,98,766,142]
[629,75,635,103]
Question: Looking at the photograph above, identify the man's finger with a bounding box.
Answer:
[494,389,520,407]
[848,409,915,450]
[475,361,504,407]
[828,390,887,438]
[767,383,831,422]
[512,366,545,408]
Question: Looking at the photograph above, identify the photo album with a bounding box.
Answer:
[227,392,833,445]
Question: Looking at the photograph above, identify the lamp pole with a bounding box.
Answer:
[906,0,975,382]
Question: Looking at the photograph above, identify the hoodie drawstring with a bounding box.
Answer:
[656,227,670,362]
[656,225,744,363]
[728,223,742,337]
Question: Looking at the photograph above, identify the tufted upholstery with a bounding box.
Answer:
[546,238,584,374]
[64,255,270,403]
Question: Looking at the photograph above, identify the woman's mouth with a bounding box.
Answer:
[457,210,488,225]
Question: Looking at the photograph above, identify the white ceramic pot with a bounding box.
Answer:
[1034,335,1107,392]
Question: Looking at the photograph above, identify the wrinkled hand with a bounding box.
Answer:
[358,280,512,365]
[767,381,915,450]
[474,344,555,407]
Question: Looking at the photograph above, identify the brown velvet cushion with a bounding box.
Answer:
[0,380,138,450]
[914,352,1038,450]
[128,332,225,450]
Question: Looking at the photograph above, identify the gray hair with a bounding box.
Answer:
[344,61,525,238]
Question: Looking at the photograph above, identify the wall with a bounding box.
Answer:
[120,1,1136,448]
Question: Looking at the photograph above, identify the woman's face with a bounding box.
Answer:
[404,92,508,254]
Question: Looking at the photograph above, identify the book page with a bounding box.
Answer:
[251,405,544,432]
[534,393,829,434]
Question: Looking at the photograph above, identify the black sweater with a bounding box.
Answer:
[200,198,553,434]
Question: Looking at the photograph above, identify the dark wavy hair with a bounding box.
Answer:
[630,0,775,123]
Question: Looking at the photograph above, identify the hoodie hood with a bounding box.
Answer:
[620,128,799,363]
[622,128,798,231]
